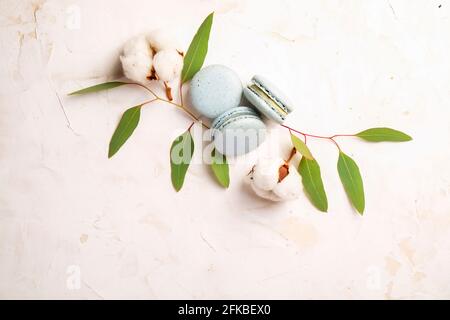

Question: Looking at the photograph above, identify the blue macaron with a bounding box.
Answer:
[189,65,243,119]
[243,75,294,124]
[212,106,266,157]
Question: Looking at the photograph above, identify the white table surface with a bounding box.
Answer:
[1,0,449,299]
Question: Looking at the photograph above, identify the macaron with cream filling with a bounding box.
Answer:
[243,75,294,124]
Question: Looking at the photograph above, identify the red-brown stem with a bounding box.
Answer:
[142,98,158,105]
[281,124,347,151]
[330,134,356,138]
[330,138,342,151]
[129,82,159,98]
[285,147,296,163]
[187,122,195,131]
[163,82,173,101]
[129,81,210,129]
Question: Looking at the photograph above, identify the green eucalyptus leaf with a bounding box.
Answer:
[210,148,229,188]
[181,12,214,83]
[290,133,314,160]
[170,130,194,192]
[108,105,142,158]
[356,127,412,142]
[69,81,128,95]
[337,152,365,214]
[298,157,328,212]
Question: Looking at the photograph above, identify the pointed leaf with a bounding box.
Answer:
[298,157,328,212]
[170,130,194,191]
[356,127,412,142]
[210,148,229,188]
[108,105,142,158]
[181,12,214,83]
[69,81,127,95]
[337,152,365,214]
[290,133,314,160]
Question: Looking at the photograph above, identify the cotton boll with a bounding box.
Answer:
[273,167,302,201]
[147,29,182,52]
[120,54,152,84]
[120,35,153,84]
[248,157,302,202]
[153,49,183,82]
[244,171,253,185]
[252,157,285,191]
[123,35,152,57]
[251,182,282,202]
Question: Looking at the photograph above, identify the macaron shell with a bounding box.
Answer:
[211,106,259,130]
[252,75,294,113]
[189,65,243,119]
[244,87,285,124]
[213,117,266,157]
[212,106,266,157]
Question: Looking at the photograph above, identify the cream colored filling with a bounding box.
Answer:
[249,84,287,116]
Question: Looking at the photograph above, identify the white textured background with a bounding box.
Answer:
[1,0,449,299]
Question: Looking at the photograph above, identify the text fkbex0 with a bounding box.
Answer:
[223,304,270,315]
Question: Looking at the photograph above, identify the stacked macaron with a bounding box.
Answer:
[189,65,293,156]
[243,75,294,124]
[211,107,266,156]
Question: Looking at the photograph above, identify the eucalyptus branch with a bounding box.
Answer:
[130,82,210,129]
[282,124,344,151]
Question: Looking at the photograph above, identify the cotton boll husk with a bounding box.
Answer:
[252,157,285,191]
[251,182,282,201]
[147,29,182,52]
[273,166,302,200]
[120,35,153,84]
[153,49,183,82]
